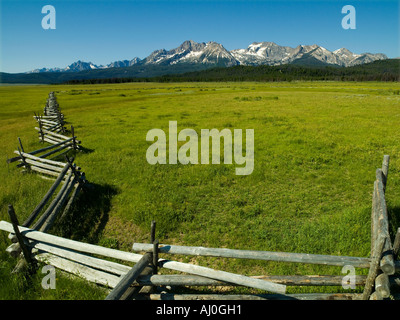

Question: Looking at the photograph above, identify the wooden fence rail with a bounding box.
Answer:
[132,243,371,268]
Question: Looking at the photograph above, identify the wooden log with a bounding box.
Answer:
[71,126,77,150]
[34,114,57,119]
[46,112,61,117]
[18,137,24,153]
[7,155,24,164]
[151,220,156,243]
[41,122,58,127]
[48,149,73,162]
[8,205,35,268]
[381,155,389,192]
[29,165,67,178]
[371,180,379,257]
[149,293,360,301]
[23,158,67,173]
[64,156,84,187]
[158,259,287,294]
[32,172,74,230]
[48,127,63,134]
[105,252,153,300]
[43,123,63,132]
[34,115,59,120]
[151,293,268,300]
[150,220,158,274]
[135,274,367,287]
[37,119,58,126]
[42,133,81,145]
[32,241,131,275]
[39,143,73,159]
[132,243,371,268]
[44,132,67,141]
[254,274,367,287]
[6,242,22,258]
[23,163,70,227]
[59,183,81,221]
[153,240,159,275]
[58,114,65,132]
[0,221,144,263]
[369,291,383,300]
[36,137,75,154]
[39,133,66,144]
[42,136,65,145]
[375,169,395,275]
[375,273,390,298]
[36,128,70,141]
[38,119,45,143]
[17,147,29,171]
[362,234,386,300]
[40,175,77,232]
[14,151,66,168]
[120,265,153,300]
[34,252,120,288]
[35,127,58,138]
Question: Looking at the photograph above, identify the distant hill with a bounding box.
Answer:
[0,63,213,84]
[155,58,399,82]
[64,59,400,84]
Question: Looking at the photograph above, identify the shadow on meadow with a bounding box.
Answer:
[388,206,400,237]
[53,182,119,244]
[74,146,95,155]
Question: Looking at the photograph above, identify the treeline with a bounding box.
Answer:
[65,59,399,84]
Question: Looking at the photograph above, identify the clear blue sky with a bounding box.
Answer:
[0,0,399,73]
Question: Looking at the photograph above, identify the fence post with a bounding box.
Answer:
[64,155,86,189]
[71,125,77,150]
[17,147,30,172]
[8,205,36,272]
[362,234,386,300]
[38,118,45,143]
[105,252,153,300]
[18,137,25,153]
[381,155,389,193]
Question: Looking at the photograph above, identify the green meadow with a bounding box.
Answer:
[1,81,400,299]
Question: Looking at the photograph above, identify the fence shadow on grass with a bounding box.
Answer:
[53,183,119,244]
[388,205,400,239]
[74,146,95,155]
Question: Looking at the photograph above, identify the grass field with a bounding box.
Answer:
[1,81,400,299]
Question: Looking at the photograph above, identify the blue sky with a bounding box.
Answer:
[0,0,399,73]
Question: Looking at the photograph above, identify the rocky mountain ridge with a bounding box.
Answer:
[26,40,387,73]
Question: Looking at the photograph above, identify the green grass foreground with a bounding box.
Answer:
[0,81,399,299]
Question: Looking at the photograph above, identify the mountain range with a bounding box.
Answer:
[26,40,387,74]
